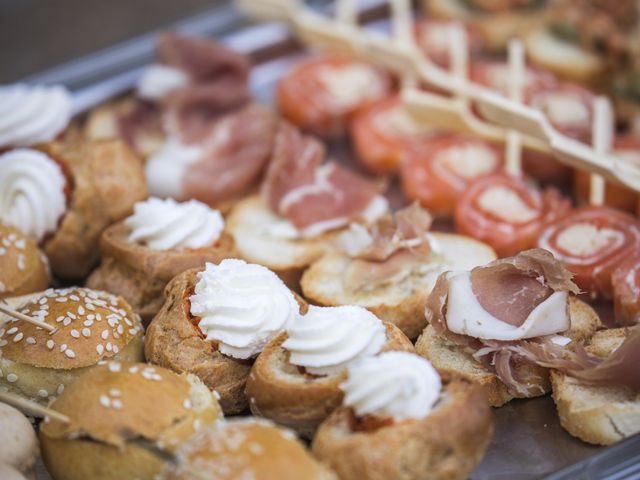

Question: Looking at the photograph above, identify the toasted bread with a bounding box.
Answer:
[415,297,601,407]
[301,233,496,340]
[551,328,640,445]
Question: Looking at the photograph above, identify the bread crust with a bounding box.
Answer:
[0,224,49,299]
[551,328,640,445]
[39,362,222,480]
[41,139,148,279]
[246,324,414,438]
[226,195,338,291]
[87,222,237,322]
[415,297,601,407]
[144,268,253,414]
[312,378,493,480]
[301,233,496,340]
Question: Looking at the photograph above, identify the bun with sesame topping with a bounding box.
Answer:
[40,361,223,480]
[0,287,144,404]
[159,418,337,480]
[39,139,147,280]
[0,224,50,299]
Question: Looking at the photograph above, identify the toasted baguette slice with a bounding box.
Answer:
[301,233,496,340]
[225,195,339,290]
[424,0,550,52]
[84,96,165,159]
[525,28,606,86]
[415,297,601,407]
[551,328,640,445]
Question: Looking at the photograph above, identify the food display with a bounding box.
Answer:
[2,0,640,478]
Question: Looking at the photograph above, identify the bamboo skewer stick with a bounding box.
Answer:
[236,0,640,193]
[0,302,56,332]
[505,39,524,176]
[589,97,613,206]
[0,391,70,424]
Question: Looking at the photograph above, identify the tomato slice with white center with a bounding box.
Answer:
[537,206,640,298]
[277,54,393,138]
[455,173,571,256]
[401,134,504,217]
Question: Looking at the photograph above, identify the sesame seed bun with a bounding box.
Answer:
[0,224,49,300]
[0,288,144,404]
[159,418,336,480]
[40,361,223,480]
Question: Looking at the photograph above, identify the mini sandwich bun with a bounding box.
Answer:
[0,223,49,299]
[0,402,39,478]
[0,287,144,404]
[160,418,336,480]
[40,361,223,480]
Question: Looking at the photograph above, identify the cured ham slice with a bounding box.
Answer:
[523,83,595,186]
[261,122,383,231]
[351,96,438,174]
[573,134,640,212]
[146,104,278,207]
[277,54,393,138]
[612,256,640,326]
[455,173,571,257]
[426,249,579,395]
[537,206,640,298]
[415,19,483,68]
[401,134,504,217]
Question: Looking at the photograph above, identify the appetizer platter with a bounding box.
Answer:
[2,0,640,479]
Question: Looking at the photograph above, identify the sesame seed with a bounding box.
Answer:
[0,329,4,337]
[83,320,94,327]
[96,344,104,355]
[95,314,102,321]
[14,239,25,249]
[99,395,111,408]
[13,333,23,342]
[60,344,67,352]
[39,297,47,305]
[0,340,8,347]
[128,328,138,335]
[112,345,119,354]
[108,362,121,372]
[56,316,65,323]
[106,342,113,352]
[86,304,96,311]
[101,330,109,340]
[70,295,80,302]
[7,373,18,383]
[77,306,85,315]
[129,366,139,374]
[63,318,71,327]
[17,254,25,271]
[183,399,192,409]
[38,390,48,398]
[0,247,5,255]
[26,337,36,345]
[112,399,123,409]
[57,384,65,395]
[117,325,123,335]
[65,349,76,359]
[109,388,121,397]
[70,329,80,338]
[55,297,67,302]
[67,312,76,320]
[46,340,55,350]
[7,327,17,335]
[82,328,91,338]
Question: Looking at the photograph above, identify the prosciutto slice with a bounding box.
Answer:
[612,256,640,326]
[426,249,581,395]
[261,122,382,230]
[182,104,278,205]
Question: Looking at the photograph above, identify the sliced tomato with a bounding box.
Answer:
[537,206,640,298]
[573,134,640,212]
[455,173,571,257]
[414,19,484,69]
[401,134,504,217]
[351,96,439,174]
[277,54,393,138]
[612,255,640,326]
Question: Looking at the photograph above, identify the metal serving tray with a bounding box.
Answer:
[23,1,639,478]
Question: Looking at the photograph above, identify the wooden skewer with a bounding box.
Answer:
[589,97,613,206]
[0,391,70,424]
[0,302,56,332]
[336,0,357,25]
[390,0,418,88]
[505,39,524,176]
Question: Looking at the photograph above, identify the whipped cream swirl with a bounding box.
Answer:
[0,149,66,241]
[0,84,72,148]
[145,137,203,199]
[125,197,224,251]
[190,259,300,359]
[282,305,386,376]
[137,64,189,101]
[341,352,442,421]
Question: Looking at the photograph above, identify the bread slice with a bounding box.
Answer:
[551,328,640,445]
[84,96,165,159]
[525,28,606,86]
[415,297,601,407]
[225,195,339,291]
[424,0,550,52]
[300,233,496,340]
